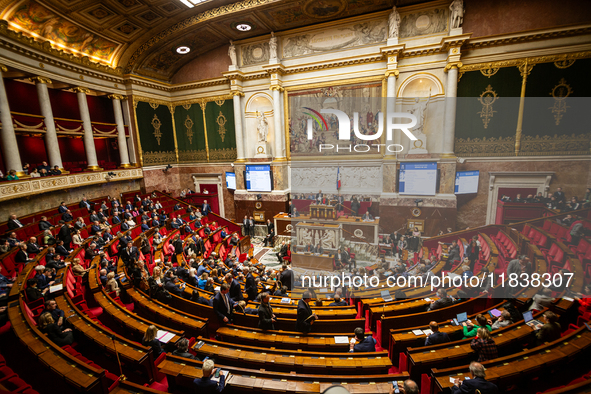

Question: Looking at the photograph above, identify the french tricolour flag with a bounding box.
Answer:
[337,167,341,190]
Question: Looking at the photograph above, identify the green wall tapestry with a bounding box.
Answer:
[203,99,237,162]
[174,103,207,163]
[135,100,176,166]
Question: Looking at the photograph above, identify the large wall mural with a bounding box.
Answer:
[4,0,120,64]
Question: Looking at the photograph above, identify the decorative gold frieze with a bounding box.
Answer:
[29,76,52,84]
[142,151,176,166]
[209,148,237,161]
[107,94,126,100]
[216,111,227,143]
[178,150,207,163]
[184,115,194,144]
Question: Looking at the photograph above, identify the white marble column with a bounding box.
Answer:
[232,92,245,161]
[442,63,460,156]
[271,87,285,160]
[31,77,63,170]
[121,98,137,164]
[385,72,398,157]
[0,65,23,175]
[73,87,100,170]
[108,94,131,167]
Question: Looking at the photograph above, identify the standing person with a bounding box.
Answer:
[263,219,275,247]
[296,291,317,333]
[244,267,257,301]
[248,216,255,237]
[258,292,276,330]
[242,215,250,237]
[202,200,211,216]
[213,283,233,325]
[466,239,480,270]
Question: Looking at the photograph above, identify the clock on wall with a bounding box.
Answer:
[411,208,422,217]
[255,201,262,209]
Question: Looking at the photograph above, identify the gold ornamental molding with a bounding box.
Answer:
[0,168,143,202]
[71,86,90,94]
[28,76,52,84]
[270,85,284,92]
[125,0,278,73]
[385,69,399,78]
[444,61,463,72]
[107,94,126,100]
[132,96,171,108]
[173,94,233,108]
[458,51,591,79]
[0,63,7,72]
[230,91,245,97]
[170,78,229,92]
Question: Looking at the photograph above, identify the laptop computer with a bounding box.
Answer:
[452,312,468,326]
[381,290,393,302]
[523,311,543,330]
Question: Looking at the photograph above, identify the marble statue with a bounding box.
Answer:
[408,93,431,153]
[321,230,336,250]
[388,6,401,38]
[228,40,237,66]
[450,0,464,29]
[256,111,269,142]
[269,32,278,60]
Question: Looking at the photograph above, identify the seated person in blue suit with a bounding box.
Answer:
[425,321,451,346]
[193,359,225,393]
[452,361,498,394]
[349,327,376,352]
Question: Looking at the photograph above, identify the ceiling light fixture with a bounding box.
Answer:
[176,46,191,54]
[235,23,252,32]
[178,0,208,8]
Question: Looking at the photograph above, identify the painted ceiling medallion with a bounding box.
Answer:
[302,0,347,19]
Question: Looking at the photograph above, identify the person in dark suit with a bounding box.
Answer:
[328,296,347,306]
[242,216,250,237]
[55,240,71,257]
[61,210,73,222]
[428,288,453,311]
[277,240,288,262]
[90,221,101,235]
[26,237,43,254]
[121,241,139,266]
[172,338,200,360]
[536,311,561,345]
[279,265,293,291]
[452,361,498,394]
[164,276,185,297]
[141,325,163,358]
[553,187,566,206]
[202,200,211,216]
[15,244,32,265]
[224,273,243,302]
[120,221,130,232]
[244,268,257,301]
[25,278,47,302]
[57,202,68,214]
[140,220,150,232]
[349,327,376,352]
[7,214,23,230]
[213,283,233,324]
[296,291,317,333]
[111,214,121,225]
[424,321,451,346]
[258,292,276,330]
[193,359,225,393]
[79,197,91,211]
[350,197,361,216]
[263,219,275,247]
[38,216,53,232]
[362,210,374,221]
[89,210,99,223]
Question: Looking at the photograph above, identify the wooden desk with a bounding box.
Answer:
[292,252,335,270]
[274,213,379,243]
[310,204,336,220]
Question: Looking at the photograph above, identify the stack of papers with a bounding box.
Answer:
[156,330,175,343]
[49,284,63,293]
[422,329,433,336]
[280,298,291,304]
[334,336,350,344]
[412,330,424,336]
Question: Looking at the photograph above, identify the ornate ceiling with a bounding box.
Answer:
[0,0,429,82]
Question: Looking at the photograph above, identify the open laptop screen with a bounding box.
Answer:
[456,312,468,323]
[522,311,534,323]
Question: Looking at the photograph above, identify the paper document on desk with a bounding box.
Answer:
[334,336,350,344]
[156,330,175,343]
[280,298,291,304]
[422,329,433,336]
[211,370,230,383]
[412,330,424,336]
[49,284,63,293]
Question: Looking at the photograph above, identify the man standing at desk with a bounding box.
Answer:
[242,215,250,237]
[296,291,317,333]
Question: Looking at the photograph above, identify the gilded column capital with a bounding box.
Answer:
[72,86,90,94]
[270,85,284,92]
[0,64,7,73]
[445,61,463,72]
[230,91,245,97]
[29,76,52,84]
[107,93,126,100]
[385,69,399,78]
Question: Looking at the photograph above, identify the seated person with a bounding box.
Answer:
[490,310,513,330]
[349,327,376,352]
[274,285,289,298]
[38,312,73,346]
[428,288,453,311]
[193,359,225,393]
[425,321,451,346]
[142,325,163,358]
[463,314,492,339]
[328,295,348,306]
[172,338,201,360]
[536,311,561,345]
[362,210,374,221]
